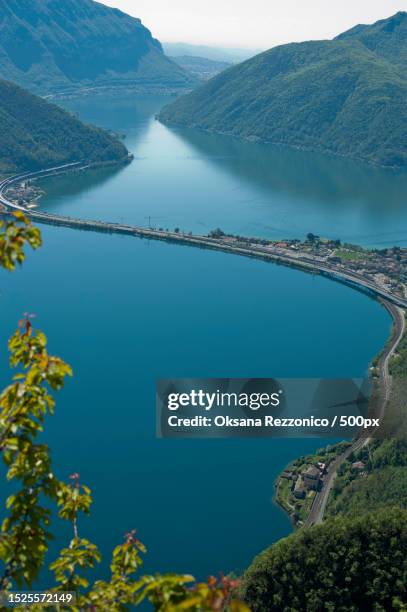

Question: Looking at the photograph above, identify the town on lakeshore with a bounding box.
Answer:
[276,442,353,526]
[4,179,45,209]
[2,174,407,312]
[208,229,407,302]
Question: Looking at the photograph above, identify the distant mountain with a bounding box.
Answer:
[0,0,193,95]
[0,79,129,173]
[170,56,232,81]
[162,43,261,64]
[160,13,407,168]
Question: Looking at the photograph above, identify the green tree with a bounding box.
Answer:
[0,213,249,611]
[242,508,407,612]
[208,229,225,239]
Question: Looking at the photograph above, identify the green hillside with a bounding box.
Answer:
[0,79,129,173]
[160,13,407,168]
[242,509,407,611]
[326,438,407,518]
[337,11,407,69]
[0,0,192,95]
[325,322,407,520]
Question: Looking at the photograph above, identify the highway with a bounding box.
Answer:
[380,302,406,409]
[304,301,405,527]
[2,163,406,528]
[0,162,82,204]
[1,165,407,311]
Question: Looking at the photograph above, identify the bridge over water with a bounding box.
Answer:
[1,164,407,310]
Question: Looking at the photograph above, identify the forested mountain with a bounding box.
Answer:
[0,0,192,94]
[337,11,407,68]
[0,79,129,173]
[242,509,407,611]
[160,13,407,168]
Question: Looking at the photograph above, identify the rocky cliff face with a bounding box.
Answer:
[0,0,193,94]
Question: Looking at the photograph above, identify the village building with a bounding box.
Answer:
[352,461,365,471]
[281,470,294,480]
[293,477,306,499]
[303,465,321,490]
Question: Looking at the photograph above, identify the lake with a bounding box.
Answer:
[0,95,394,581]
[42,95,407,248]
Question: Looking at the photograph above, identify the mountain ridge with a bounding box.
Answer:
[337,11,407,68]
[160,13,407,168]
[0,0,193,95]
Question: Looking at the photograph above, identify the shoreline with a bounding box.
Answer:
[158,118,407,172]
[1,167,406,309]
[0,155,133,186]
[275,300,405,528]
[43,85,193,102]
[1,163,405,530]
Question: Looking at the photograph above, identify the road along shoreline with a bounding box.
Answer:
[283,301,405,528]
[1,166,407,310]
[1,164,405,527]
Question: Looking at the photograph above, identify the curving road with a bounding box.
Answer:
[2,163,406,528]
[304,301,405,526]
[380,302,405,410]
[2,166,407,310]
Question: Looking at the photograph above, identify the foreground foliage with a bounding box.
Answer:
[0,320,248,609]
[0,214,249,610]
[0,212,41,270]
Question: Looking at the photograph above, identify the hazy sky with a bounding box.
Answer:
[101,1,407,49]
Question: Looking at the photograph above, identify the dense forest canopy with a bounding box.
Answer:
[0,79,129,173]
[242,508,407,611]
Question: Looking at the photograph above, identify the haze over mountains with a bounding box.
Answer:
[0,0,192,95]
[164,42,258,82]
[160,12,407,168]
[0,79,128,173]
[170,56,232,81]
[162,43,261,64]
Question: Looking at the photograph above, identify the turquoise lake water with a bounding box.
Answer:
[0,95,395,580]
[42,95,407,248]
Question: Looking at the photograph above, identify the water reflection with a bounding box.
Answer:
[61,95,166,134]
[41,95,407,247]
[172,126,407,234]
[40,164,127,201]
